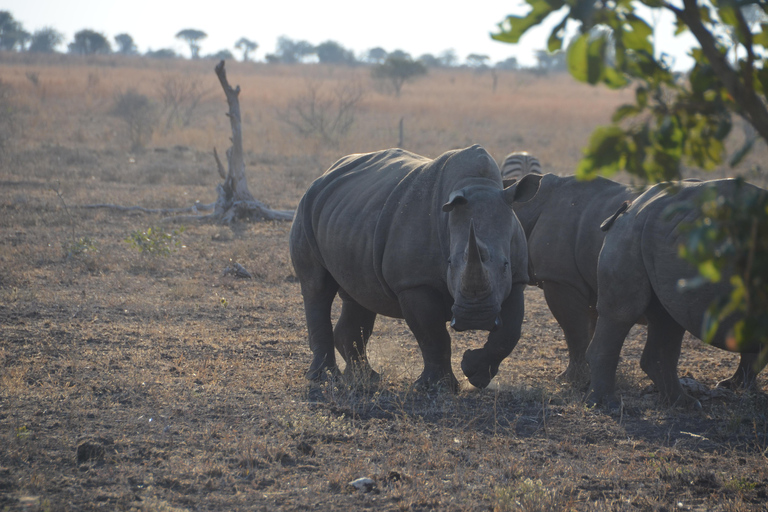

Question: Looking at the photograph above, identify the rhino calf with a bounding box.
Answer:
[289,145,539,391]
[586,179,767,407]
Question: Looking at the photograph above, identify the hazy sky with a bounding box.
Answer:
[5,1,696,68]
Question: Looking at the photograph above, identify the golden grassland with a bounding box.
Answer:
[0,53,766,511]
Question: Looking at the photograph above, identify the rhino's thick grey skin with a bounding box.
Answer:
[586,179,767,408]
[506,174,637,385]
[289,145,538,391]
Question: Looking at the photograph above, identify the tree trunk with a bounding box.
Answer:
[212,60,294,223]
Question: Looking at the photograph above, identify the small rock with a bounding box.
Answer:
[222,262,252,279]
[349,477,376,493]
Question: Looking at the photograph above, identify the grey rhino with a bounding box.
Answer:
[586,179,767,407]
[508,172,758,390]
[506,173,638,384]
[289,145,539,391]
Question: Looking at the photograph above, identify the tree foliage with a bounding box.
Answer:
[494,0,768,361]
[315,40,356,65]
[365,47,388,64]
[266,36,315,64]
[0,11,29,51]
[114,33,137,55]
[372,56,427,97]
[68,29,111,55]
[175,29,207,59]
[29,27,63,53]
[235,37,258,62]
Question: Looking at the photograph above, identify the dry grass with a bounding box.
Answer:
[0,53,767,511]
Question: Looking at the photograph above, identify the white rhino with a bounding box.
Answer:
[289,145,539,391]
[586,179,766,407]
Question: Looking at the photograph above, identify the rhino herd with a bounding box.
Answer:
[289,146,766,408]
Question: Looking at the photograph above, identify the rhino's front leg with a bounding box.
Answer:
[461,284,525,389]
[398,287,459,392]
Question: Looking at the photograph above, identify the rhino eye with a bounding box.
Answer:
[503,261,509,274]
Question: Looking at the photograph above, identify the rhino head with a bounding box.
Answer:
[442,176,539,332]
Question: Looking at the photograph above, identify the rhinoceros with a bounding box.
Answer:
[505,173,638,384]
[289,145,539,391]
[586,179,767,407]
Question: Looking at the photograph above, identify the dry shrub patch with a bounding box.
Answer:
[0,55,767,511]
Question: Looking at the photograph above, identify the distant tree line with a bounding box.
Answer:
[0,9,567,72]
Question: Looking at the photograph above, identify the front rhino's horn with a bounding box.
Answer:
[461,220,491,297]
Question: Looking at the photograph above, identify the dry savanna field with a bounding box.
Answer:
[1,53,767,511]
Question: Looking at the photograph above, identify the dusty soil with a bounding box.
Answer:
[1,145,766,512]
[0,56,767,511]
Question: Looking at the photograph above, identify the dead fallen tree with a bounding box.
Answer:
[77,60,294,224]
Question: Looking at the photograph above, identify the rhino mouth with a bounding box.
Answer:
[450,304,501,332]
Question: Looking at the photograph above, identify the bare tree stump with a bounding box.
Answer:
[212,60,293,223]
[76,61,294,224]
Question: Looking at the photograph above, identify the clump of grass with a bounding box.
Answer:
[125,225,185,256]
[491,478,574,511]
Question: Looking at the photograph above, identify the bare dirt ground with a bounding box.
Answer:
[0,57,767,511]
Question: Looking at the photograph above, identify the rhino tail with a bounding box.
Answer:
[600,200,632,231]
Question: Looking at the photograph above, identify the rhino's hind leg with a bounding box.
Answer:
[334,293,379,383]
[298,268,341,382]
[585,316,635,408]
[461,284,525,389]
[398,287,459,392]
[718,352,764,390]
[542,282,592,387]
[640,298,698,408]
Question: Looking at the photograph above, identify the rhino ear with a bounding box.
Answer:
[504,173,542,205]
[443,189,468,212]
[502,178,517,189]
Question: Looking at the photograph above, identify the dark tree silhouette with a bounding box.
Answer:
[466,54,490,68]
[315,40,355,65]
[372,56,427,97]
[175,29,207,59]
[267,36,314,64]
[235,37,258,62]
[365,47,387,64]
[29,27,63,53]
[0,11,28,51]
[114,33,137,55]
[68,30,111,55]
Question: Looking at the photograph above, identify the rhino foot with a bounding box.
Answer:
[343,363,381,387]
[415,368,459,393]
[306,363,341,382]
[461,349,500,389]
[584,387,621,411]
[556,361,590,390]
